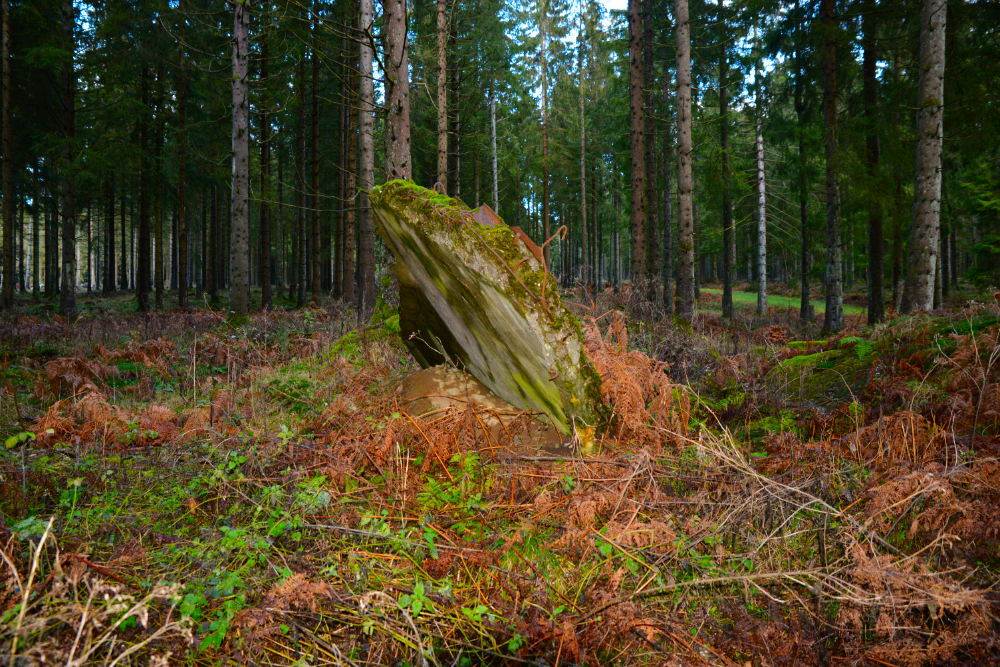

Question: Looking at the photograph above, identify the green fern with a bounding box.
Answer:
[839,336,876,361]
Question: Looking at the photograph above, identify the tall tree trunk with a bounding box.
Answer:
[119,178,127,291]
[661,63,673,314]
[278,154,286,298]
[19,194,26,292]
[719,0,733,318]
[755,107,767,315]
[934,232,943,308]
[903,0,946,313]
[137,67,150,312]
[675,0,694,321]
[627,0,646,291]
[229,0,250,315]
[260,31,271,310]
[86,204,91,291]
[755,41,767,315]
[154,64,165,309]
[949,225,957,287]
[357,0,375,313]
[47,166,58,297]
[385,0,411,178]
[32,164,39,299]
[59,0,75,316]
[642,0,657,301]
[436,0,448,187]
[821,0,843,332]
[863,5,883,323]
[577,6,587,289]
[176,18,187,307]
[491,89,498,213]
[795,3,809,321]
[310,10,321,303]
[208,184,217,298]
[0,0,11,308]
[17,193,24,292]
[540,1,550,267]
[335,30,349,297]
[103,180,113,294]
[294,56,305,305]
[940,219,949,297]
[170,202,177,289]
[449,70,460,196]
[343,58,357,306]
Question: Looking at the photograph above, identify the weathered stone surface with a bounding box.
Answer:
[397,365,567,453]
[370,179,604,435]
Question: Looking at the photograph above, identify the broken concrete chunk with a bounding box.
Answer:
[370,179,604,435]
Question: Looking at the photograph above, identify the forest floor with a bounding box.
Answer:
[1,284,999,666]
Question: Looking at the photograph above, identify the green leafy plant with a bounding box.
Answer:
[398,581,431,617]
[4,431,35,449]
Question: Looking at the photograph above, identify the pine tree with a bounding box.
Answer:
[675,0,694,321]
[903,0,946,313]
[627,0,645,291]
[821,0,842,332]
[229,0,250,315]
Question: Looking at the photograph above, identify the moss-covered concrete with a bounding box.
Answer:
[369,180,605,435]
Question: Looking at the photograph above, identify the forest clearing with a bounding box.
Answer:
[1,287,999,665]
[2,0,1000,663]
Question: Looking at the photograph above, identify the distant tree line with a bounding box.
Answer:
[0,0,997,329]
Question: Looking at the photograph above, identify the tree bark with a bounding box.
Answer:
[260,27,271,310]
[103,180,113,294]
[50,176,58,297]
[32,163,39,299]
[358,0,376,313]
[577,5,587,290]
[176,6,188,308]
[949,224,957,288]
[863,5,883,323]
[436,0,448,187]
[208,184,217,298]
[756,109,767,315]
[903,0,946,313]
[385,0,411,179]
[675,0,694,321]
[230,0,250,315]
[540,1,550,268]
[137,67,150,312]
[642,0,657,301]
[661,62,673,314]
[59,0,75,316]
[343,56,357,305]
[119,177,127,291]
[934,232,943,308]
[294,56,305,305]
[311,9,321,303]
[17,192,24,292]
[821,0,843,332]
[86,203,91,291]
[755,41,767,316]
[1,0,12,308]
[491,90,498,213]
[627,0,646,291]
[154,64,165,309]
[719,0,733,318]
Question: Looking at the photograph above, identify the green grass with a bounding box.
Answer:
[700,288,866,315]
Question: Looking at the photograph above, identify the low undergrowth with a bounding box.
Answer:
[1,296,998,665]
